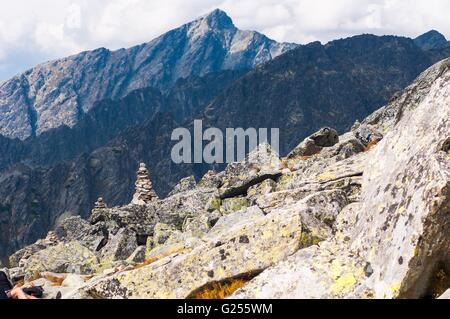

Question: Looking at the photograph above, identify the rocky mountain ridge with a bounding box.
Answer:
[3,58,449,299]
[0,69,246,172]
[414,30,449,50]
[1,31,450,261]
[0,9,295,140]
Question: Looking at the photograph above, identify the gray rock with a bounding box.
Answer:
[127,247,146,264]
[207,206,265,238]
[153,223,178,246]
[100,228,138,263]
[232,58,450,300]
[153,188,220,230]
[310,127,340,147]
[220,197,250,215]
[288,127,339,158]
[168,176,197,197]
[78,204,305,299]
[182,213,210,238]
[198,170,223,189]
[9,235,58,268]
[55,216,106,252]
[246,179,276,204]
[218,143,282,199]
[349,59,450,299]
[23,242,99,280]
[77,186,347,299]
[89,205,157,238]
[353,124,383,147]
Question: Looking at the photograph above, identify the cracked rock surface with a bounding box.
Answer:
[4,58,450,299]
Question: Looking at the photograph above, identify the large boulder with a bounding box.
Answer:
[9,232,59,268]
[218,143,282,199]
[55,216,106,252]
[348,60,450,299]
[23,242,99,279]
[168,176,197,197]
[156,188,220,229]
[89,205,157,237]
[75,187,347,299]
[288,127,339,158]
[99,228,138,264]
[232,58,450,299]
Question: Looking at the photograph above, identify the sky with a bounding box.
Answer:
[0,0,449,81]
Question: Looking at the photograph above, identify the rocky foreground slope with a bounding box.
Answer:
[2,58,449,299]
[2,32,449,262]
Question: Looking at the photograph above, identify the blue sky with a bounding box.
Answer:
[0,0,449,81]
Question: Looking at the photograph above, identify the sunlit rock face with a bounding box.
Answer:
[232,58,450,300]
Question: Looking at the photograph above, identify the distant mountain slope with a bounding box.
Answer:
[0,113,184,260]
[0,9,295,140]
[414,30,449,50]
[0,69,246,172]
[201,34,450,155]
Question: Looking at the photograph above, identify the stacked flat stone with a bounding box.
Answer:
[94,197,107,209]
[132,163,158,205]
[45,231,58,244]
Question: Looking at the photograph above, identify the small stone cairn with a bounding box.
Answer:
[94,197,107,209]
[132,163,158,205]
[44,231,58,244]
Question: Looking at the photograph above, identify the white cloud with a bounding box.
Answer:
[0,0,449,80]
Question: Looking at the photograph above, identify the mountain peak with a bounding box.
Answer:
[0,7,295,140]
[414,30,447,50]
[196,9,235,30]
[205,9,232,21]
[185,9,236,40]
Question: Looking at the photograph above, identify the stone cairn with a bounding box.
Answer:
[44,231,58,244]
[94,197,107,209]
[132,163,158,205]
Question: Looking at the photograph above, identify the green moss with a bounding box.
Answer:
[206,197,222,212]
[275,174,295,191]
[221,197,249,214]
[95,257,115,274]
[299,229,323,248]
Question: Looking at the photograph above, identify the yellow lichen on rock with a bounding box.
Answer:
[331,273,357,295]
[329,259,365,297]
[318,172,337,182]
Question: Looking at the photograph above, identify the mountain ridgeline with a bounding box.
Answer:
[0,9,295,141]
[0,10,449,260]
